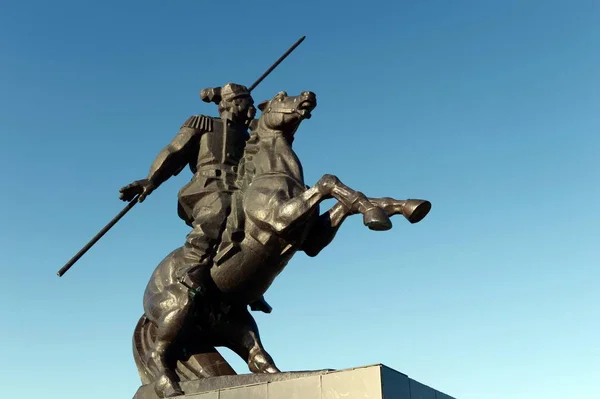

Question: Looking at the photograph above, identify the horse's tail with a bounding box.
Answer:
[132,314,238,385]
[132,315,155,385]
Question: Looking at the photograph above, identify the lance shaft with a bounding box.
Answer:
[248,35,305,92]
[57,36,306,277]
[57,197,139,277]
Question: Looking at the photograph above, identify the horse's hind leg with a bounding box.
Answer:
[144,283,193,397]
[212,306,280,374]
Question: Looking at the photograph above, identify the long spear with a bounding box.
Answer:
[57,35,306,277]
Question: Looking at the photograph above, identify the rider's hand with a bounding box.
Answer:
[119,179,155,203]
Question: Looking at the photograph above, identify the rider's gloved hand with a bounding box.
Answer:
[119,179,156,203]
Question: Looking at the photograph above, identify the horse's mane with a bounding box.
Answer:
[237,118,304,191]
[236,132,260,190]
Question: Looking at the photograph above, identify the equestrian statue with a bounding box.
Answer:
[123,89,431,397]
[56,37,432,399]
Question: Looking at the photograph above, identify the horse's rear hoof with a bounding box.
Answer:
[155,374,184,398]
[363,207,392,231]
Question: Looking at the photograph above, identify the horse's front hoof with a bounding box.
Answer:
[363,207,392,231]
[402,199,431,224]
[154,374,184,398]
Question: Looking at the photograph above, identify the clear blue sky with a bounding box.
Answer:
[1,1,598,398]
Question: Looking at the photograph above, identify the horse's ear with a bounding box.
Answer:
[258,100,269,112]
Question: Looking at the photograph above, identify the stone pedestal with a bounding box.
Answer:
[133,364,456,399]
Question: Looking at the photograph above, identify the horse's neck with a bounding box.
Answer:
[238,134,258,189]
[253,133,304,185]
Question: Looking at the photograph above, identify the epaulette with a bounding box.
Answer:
[181,115,213,131]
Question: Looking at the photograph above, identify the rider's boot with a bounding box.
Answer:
[180,226,217,297]
[249,296,273,313]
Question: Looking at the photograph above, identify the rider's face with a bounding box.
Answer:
[226,96,256,123]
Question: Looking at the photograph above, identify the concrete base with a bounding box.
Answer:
[133,364,456,399]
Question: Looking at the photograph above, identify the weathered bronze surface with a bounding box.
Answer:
[56,36,306,278]
[56,37,431,399]
[126,89,430,397]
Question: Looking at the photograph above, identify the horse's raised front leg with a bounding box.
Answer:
[369,197,431,224]
[211,306,280,374]
[262,174,391,235]
[301,197,431,257]
[314,174,392,230]
[301,202,351,257]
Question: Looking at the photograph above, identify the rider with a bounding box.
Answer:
[119,83,271,312]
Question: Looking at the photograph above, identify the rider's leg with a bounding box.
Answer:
[182,189,232,286]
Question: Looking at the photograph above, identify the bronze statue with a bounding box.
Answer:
[118,82,270,312]
[55,36,432,399]
[56,36,307,280]
[130,90,431,398]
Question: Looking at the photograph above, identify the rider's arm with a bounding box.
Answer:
[146,125,201,189]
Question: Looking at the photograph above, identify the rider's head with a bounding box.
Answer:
[200,83,256,125]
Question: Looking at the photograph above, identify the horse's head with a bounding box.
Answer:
[256,91,317,139]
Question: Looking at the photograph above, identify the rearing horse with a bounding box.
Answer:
[210,90,430,303]
[133,90,431,398]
